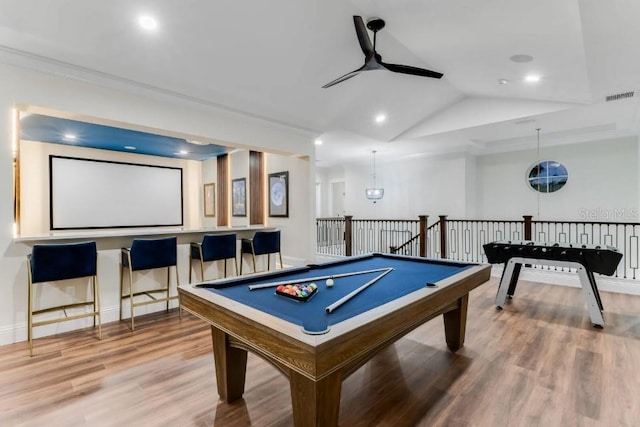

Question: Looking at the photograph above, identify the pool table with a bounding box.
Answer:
[178,253,491,426]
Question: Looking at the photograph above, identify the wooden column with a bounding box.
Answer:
[418,215,428,258]
[439,215,448,259]
[217,154,229,226]
[249,151,264,225]
[523,215,533,241]
[344,215,353,257]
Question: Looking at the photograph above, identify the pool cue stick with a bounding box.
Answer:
[325,267,394,314]
[247,267,392,291]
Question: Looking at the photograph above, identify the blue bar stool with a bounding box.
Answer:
[120,237,180,331]
[240,230,283,274]
[189,233,238,283]
[27,241,101,356]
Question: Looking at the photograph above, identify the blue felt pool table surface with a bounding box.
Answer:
[197,253,472,333]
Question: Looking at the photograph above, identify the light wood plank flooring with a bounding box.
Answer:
[2,277,640,426]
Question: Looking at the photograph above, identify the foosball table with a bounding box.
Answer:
[483,240,623,327]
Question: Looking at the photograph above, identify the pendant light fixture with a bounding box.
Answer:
[365,150,384,203]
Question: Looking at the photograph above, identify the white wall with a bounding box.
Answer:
[322,137,639,223]
[315,167,330,217]
[326,153,470,221]
[476,137,639,220]
[0,62,315,345]
[266,154,314,269]
[315,165,346,218]
[463,153,478,218]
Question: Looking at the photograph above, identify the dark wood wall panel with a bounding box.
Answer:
[249,151,264,225]
[217,154,229,226]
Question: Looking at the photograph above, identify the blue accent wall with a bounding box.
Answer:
[20,114,229,161]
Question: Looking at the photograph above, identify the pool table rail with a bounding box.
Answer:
[179,261,490,379]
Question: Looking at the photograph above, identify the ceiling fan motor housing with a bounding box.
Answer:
[366,18,385,32]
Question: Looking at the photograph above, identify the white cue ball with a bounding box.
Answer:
[326,278,334,287]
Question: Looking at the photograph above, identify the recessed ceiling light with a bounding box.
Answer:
[314,139,323,145]
[124,146,136,150]
[524,74,541,83]
[138,15,158,31]
[510,54,534,63]
[63,133,77,141]
[498,79,509,85]
[375,114,386,124]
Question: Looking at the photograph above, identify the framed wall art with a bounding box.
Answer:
[268,171,289,217]
[232,178,247,217]
[203,183,215,217]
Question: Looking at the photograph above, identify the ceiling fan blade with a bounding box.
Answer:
[381,62,443,79]
[322,69,363,88]
[353,16,374,57]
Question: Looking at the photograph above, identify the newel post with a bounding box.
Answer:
[344,215,353,257]
[523,215,533,241]
[418,215,428,258]
[439,215,448,259]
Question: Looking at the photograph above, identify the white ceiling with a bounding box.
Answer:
[1,0,639,166]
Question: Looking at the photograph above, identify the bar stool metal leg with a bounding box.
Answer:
[129,266,135,331]
[28,272,33,357]
[199,251,205,282]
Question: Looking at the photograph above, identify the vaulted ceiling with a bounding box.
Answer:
[1,0,639,166]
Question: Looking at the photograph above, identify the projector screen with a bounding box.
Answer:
[50,156,183,230]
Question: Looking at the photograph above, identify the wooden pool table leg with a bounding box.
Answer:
[289,371,341,427]
[443,293,469,352]
[211,326,247,402]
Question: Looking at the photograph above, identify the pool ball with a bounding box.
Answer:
[326,278,334,287]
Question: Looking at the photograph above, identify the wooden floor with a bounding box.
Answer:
[2,277,640,426]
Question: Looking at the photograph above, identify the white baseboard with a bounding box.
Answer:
[490,265,640,295]
[0,300,180,347]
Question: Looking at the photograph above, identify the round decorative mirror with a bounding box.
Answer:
[527,160,568,193]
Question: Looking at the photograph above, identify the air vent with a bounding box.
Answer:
[605,91,634,102]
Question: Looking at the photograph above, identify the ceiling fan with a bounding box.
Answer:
[322,16,443,88]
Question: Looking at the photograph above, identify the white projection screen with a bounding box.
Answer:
[50,156,183,229]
